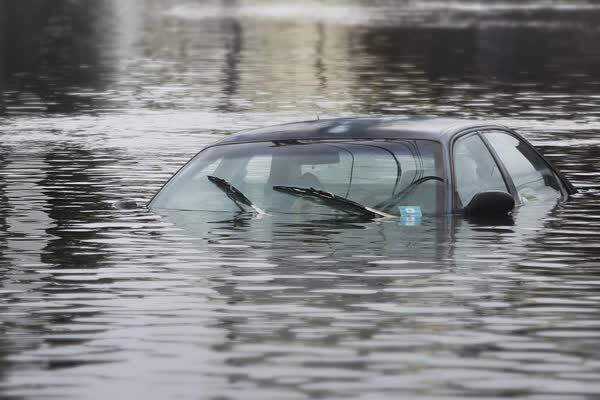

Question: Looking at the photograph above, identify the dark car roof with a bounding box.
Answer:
[215,116,508,145]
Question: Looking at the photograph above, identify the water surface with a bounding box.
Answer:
[1,1,600,398]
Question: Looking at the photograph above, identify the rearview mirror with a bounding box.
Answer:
[463,191,515,217]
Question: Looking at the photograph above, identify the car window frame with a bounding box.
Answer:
[450,131,516,212]
[478,129,572,202]
[449,127,575,213]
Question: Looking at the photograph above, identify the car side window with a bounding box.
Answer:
[453,134,508,207]
[482,131,562,203]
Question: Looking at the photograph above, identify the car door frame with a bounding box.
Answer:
[449,127,576,214]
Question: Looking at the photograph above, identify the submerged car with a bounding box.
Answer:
[149,117,576,219]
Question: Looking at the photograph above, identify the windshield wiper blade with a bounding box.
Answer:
[273,186,392,219]
[208,175,265,214]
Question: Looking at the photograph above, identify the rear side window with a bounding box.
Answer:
[482,131,562,203]
[453,134,508,207]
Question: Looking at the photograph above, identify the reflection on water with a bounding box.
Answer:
[1,0,600,398]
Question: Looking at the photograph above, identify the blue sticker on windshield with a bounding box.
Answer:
[398,206,422,217]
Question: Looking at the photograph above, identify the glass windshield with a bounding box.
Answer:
[150,140,445,216]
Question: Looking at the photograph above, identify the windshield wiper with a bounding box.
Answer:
[208,175,265,214]
[273,186,392,219]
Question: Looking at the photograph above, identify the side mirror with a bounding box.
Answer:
[463,191,515,217]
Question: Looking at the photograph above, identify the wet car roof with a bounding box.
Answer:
[215,116,508,145]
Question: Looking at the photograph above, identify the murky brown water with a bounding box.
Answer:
[2,0,600,398]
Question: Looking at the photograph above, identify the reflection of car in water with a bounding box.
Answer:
[154,199,563,279]
[148,117,576,219]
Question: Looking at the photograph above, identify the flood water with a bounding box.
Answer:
[2,0,600,398]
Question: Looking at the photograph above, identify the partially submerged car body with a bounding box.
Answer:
[149,117,576,218]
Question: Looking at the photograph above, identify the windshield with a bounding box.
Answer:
[150,140,445,216]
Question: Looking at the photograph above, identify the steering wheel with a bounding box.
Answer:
[375,176,444,211]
